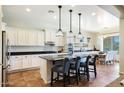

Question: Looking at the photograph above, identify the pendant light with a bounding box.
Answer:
[78,13,82,39]
[56,5,63,37]
[68,9,73,38]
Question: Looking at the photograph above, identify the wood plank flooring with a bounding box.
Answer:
[7,63,119,87]
[106,74,124,87]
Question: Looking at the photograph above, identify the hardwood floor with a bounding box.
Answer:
[106,74,124,87]
[7,63,119,87]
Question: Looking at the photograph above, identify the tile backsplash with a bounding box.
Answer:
[8,45,61,52]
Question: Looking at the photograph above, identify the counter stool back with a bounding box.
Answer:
[51,57,71,87]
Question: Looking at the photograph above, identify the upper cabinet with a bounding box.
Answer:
[45,30,65,46]
[6,26,65,46]
[6,27,45,46]
[45,30,56,42]
[37,31,45,45]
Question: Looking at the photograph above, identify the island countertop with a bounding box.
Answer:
[39,51,99,61]
[39,51,99,84]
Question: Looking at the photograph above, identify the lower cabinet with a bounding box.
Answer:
[31,56,40,67]
[8,56,23,71]
[22,56,32,69]
[8,55,41,71]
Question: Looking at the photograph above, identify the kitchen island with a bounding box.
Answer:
[39,51,99,84]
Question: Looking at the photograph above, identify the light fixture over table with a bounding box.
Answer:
[77,13,82,39]
[56,5,64,37]
[68,9,73,38]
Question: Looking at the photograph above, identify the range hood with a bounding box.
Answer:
[45,41,55,46]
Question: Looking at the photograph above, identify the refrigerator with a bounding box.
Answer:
[1,31,10,87]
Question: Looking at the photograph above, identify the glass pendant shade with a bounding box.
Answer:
[56,5,63,37]
[78,31,82,39]
[56,29,63,37]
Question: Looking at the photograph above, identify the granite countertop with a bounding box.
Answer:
[39,54,68,61]
[39,51,99,61]
[9,51,58,56]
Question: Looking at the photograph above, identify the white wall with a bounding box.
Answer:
[120,19,124,74]
[0,5,3,87]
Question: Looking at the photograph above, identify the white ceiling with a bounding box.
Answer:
[2,5,119,33]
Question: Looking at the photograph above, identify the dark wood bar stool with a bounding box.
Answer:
[80,55,91,81]
[69,56,81,85]
[51,57,72,87]
[89,55,99,78]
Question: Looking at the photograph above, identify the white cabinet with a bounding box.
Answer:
[31,56,40,67]
[7,30,18,45]
[37,31,44,45]
[9,56,22,71]
[17,31,26,45]
[45,31,52,42]
[45,31,65,46]
[55,36,64,46]
[22,56,32,69]
[28,31,37,45]
[6,27,45,45]
[8,55,41,71]
[45,31,57,42]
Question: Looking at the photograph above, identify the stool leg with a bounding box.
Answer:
[78,68,81,80]
[63,74,66,87]
[68,70,70,84]
[51,71,53,86]
[94,64,97,78]
[76,70,79,85]
[86,66,89,81]
[57,72,59,80]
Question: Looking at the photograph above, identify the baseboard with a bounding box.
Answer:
[7,66,40,73]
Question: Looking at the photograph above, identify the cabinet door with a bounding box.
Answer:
[31,56,40,67]
[22,56,32,69]
[45,31,51,42]
[17,31,26,45]
[55,37,64,46]
[37,31,44,45]
[9,56,22,71]
[7,31,18,45]
[28,31,37,45]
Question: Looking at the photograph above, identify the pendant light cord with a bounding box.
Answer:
[79,13,81,34]
[69,10,72,32]
[58,5,62,31]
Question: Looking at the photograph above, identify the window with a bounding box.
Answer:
[103,36,119,52]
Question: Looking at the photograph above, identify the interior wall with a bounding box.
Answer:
[120,19,124,74]
[0,5,3,87]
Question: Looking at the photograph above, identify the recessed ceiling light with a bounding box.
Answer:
[48,10,54,14]
[26,8,31,12]
[103,27,110,30]
[54,15,57,19]
[91,12,96,16]
[71,5,75,7]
